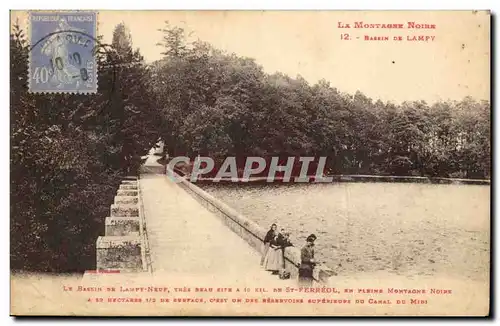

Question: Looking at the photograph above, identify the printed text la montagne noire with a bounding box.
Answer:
[338,22,436,29]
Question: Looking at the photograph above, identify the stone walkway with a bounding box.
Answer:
[139,154,291,286]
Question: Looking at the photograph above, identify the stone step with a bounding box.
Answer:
[105,216,141,236]
[121,180,138,185]
[96,236,143,272]
[111,204,139,217]
[114,196,139,205]
[119,184,138,190]
[117,189,138,197]
[123,176,138,181]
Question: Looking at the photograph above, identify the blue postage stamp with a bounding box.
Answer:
[29,11,98,93]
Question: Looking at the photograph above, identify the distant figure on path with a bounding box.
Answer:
[298,234,317,286]
[263,234,283,274]
[261,223,277,266]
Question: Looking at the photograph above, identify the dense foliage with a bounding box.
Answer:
[10,22,490,272]
[10,23,159,272]
[153,23,490,179]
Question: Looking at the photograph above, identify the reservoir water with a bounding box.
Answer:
[199,182,490,282]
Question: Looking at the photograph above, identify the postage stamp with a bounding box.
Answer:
[28,11,98,93]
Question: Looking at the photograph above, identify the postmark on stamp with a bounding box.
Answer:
[29,11,98,93]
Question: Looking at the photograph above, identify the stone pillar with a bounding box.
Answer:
[114,196,138,205]
[121,180,138,185]
[119,184,138,190]
[95,177,147,273]
[96,236,143,271]
[117,189,138,197]
[110,204,139,217]
[105,216,140,236]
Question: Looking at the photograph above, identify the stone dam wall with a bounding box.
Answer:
[192,175,490,185]
[88,165,334,284]
[168,167,334,284]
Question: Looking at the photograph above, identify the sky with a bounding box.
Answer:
[11,10,490,104]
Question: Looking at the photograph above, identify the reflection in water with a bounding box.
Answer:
[199,182,490,282]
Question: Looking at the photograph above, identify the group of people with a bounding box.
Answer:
[260,223,318,286]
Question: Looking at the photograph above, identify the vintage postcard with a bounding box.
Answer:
[10,10,490,316]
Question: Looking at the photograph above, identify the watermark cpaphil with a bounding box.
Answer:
[166,156,334,183]
[29,11,98,93]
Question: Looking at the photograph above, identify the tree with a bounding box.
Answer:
[10,22,160,273]
[150,22,491,180]
[112,22,133,58]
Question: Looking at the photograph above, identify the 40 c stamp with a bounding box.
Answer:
[29,11,98,93]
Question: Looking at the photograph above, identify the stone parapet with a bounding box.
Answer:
[93,177,149,273]
[105,216,141,236]
[117,189,138,196]
[168,167,334,285]
[96,236,143,271]
[111,204,139,217]
[119,184,138,190]
[114,196,139,205]
[121,180,138,185]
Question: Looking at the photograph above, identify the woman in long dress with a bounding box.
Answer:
[261,223,277,266]
[277,232,293,276]
[263,235,284,274]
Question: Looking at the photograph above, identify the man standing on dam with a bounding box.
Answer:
[298,234,317,286]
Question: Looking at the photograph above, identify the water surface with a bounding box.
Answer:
[200,182,490,282]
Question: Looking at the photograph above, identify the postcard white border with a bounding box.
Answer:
[2,0,497,325]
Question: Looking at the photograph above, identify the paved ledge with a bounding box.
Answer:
[139,172,295,285]
[172,168,334,284]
